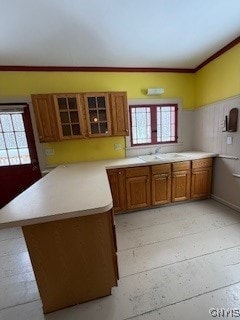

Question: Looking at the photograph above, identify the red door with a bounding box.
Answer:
[0,104,41,208]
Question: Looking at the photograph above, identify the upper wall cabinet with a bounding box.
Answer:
[110,92,129,136]
[32,91,128,142]
[53,94,86,139]
[84,93,112,137]
[31,94,60,142]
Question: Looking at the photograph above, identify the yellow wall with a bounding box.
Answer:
[44,137,125,166]
[1,44,240,165]
[0,72,195,108]
[195,43,240,107]
[0,71,195,165]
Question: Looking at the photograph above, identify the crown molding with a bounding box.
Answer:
[194,35,240,72]
[0,36,239,73]
[0,65,194,73]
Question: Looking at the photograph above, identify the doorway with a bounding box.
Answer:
[0,104,41,208]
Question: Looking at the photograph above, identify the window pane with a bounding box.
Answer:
[88,97,96,109]
[157,106,176,143]
[19,148,30,164]
[0,149,9,166]
[8,149,21,165]
[97,97,106,109]
[4,132,17,149]
[1,115,13,132]
[15,132,28,148]
[12,114,24,131]
[58,98,67,110]
[68,98,77,109]
[131,107,151,144]
[0,133,5,149]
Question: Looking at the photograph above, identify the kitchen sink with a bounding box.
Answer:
[157,153,187,159]
[138,155,164,162]
[138,153,187,162]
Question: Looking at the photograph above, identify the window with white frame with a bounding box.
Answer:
[129,104,178,146]
[0,111,31,166]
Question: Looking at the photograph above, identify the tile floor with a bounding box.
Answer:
[1,199,240,319]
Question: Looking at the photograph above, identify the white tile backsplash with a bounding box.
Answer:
[194,96,240,157]
[193,95,240,210]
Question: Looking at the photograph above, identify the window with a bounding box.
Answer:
[0,111,31,166]
[130,104,178,146]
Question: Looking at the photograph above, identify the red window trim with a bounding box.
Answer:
[129,104,178,147]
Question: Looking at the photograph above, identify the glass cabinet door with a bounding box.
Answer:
[84,93,112,137]
[54,95,86,139]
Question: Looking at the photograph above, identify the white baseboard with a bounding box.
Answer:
[211,194,240,213]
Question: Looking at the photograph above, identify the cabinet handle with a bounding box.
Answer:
[118,172,122,175]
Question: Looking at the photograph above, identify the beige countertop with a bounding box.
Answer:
[0,151,217,229]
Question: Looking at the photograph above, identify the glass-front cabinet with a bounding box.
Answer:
[32,91,127,142]
[84,93,112,137]
[53,94,86,139]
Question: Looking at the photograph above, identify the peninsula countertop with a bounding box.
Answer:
[0,151,217,229]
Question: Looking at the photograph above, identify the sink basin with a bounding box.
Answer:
[138,155,163,162]
[157,153,186,159]
[138,153,187,162]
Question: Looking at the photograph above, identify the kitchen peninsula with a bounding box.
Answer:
[0,151,217,314]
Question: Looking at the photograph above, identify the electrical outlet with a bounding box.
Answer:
[45,148,55,156]
[227,136,233,145]
[114,144,122,151]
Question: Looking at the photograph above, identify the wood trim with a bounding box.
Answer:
[0,36,239,73]
[129,104,178,146]
[0,65,194,73]
[194,36,240,72]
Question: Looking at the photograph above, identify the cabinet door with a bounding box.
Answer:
[110,92,129,136]
[32,94,59,142]
[84,93,112,137]
[191,158,212,199]
[54,94,86,139]
[172,161,191,202]
[107,169,126,213]
[152,164,171,205]
[126,166,151,210]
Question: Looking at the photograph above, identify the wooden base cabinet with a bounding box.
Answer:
[191,158,212,199]
[172,161,191,202]
[107,169,126,213]
[151,164,171,205]
[22,211,118,314]
[107,158,213,214]
[126,166,151,210]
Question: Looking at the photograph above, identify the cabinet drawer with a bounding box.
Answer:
[192,158,212,169]
[126,166,150,178]
[172,161,191,172]
[152,164,171,174]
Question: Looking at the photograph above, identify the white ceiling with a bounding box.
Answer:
[1,0,240,68]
